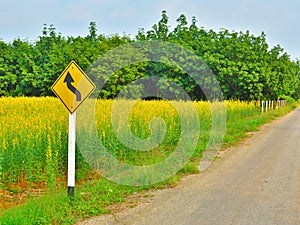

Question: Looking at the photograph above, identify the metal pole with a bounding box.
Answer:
[68,111,76,197]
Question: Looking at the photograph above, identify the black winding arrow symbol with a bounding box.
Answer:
[64,72,81,101]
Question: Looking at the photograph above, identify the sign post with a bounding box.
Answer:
[67,111,76,197]
[51,61,95,197]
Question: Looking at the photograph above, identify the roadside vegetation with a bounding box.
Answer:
[0,97,298,224]
[0,11,299,101]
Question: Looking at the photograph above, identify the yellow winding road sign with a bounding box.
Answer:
[51,61,96,114]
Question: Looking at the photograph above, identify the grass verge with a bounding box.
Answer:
[0,101,299,225]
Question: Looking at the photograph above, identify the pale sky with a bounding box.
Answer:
[0,0,299,60]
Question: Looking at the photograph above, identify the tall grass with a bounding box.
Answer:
[0,97,297,224]
[0,97,68,187]
[0,97,262,187]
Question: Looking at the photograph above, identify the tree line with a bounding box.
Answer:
[0,11,299,100]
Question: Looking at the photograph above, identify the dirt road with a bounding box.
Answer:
[78,108,300,225]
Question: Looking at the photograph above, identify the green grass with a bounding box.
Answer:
[0,179,132,225]
[0,99,298,224]
[223,103,298,147]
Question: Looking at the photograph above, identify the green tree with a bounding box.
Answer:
[0,12,299,100]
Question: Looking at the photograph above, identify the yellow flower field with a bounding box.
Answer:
[0,97,261,187]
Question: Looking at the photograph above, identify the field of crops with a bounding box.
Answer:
[0,97,261,188]
[1,97,297,224]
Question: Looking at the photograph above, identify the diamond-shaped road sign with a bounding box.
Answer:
[51,61,96,114]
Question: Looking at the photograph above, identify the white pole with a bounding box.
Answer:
[271,101,274,110]
[68,111,76,197]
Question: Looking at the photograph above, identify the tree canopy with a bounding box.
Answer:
[0,11,299,100]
